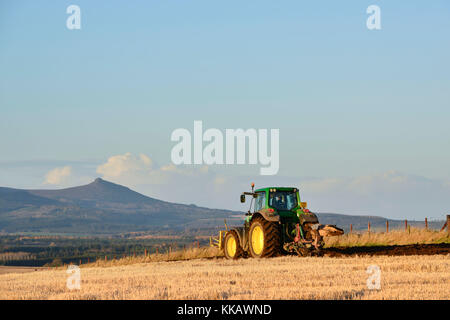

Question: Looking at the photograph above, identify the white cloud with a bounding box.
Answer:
[96,153,153,178]
[95,153,212,201]
[44,166,72,185]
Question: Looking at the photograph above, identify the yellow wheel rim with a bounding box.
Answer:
[226,236,236,257]
[251,225,264,255]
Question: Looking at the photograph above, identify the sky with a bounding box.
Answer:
[1,1,449,220]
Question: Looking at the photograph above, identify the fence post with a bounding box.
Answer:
[386,220,389,233]
[425,217,428,230]
[405,219,408,231]
[144,249,147,257]
[368,222,371,233]
[443,215,450,233]
[105,255,107,262]
[350,224,352,234]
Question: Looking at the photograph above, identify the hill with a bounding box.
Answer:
[0,178,242,234]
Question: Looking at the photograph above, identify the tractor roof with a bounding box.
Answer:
[254,187,298,192]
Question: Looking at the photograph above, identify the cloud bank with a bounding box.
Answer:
[44,166,72,185]
[92,153,450,220]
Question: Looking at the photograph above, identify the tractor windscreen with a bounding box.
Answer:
[269,191,298,211]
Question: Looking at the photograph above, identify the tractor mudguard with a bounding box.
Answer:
[298,212,319,225]
[257,209,281,223]
[232,226,249,250]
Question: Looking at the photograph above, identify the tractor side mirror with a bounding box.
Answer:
[240,194,246,203]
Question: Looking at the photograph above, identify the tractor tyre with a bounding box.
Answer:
[223,230,244,260]
[248,215,281,258]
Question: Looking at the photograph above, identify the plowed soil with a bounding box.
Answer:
[323,243,450,257]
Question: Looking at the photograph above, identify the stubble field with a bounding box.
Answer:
[0,254,448,300]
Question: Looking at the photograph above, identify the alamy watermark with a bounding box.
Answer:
[170,121,279,175]
[66,5,81,30]
[66,5,380,31]
[366,5,381,30]
[66,264,81,290]
[366,265,381,290]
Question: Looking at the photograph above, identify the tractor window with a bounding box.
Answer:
[254,192,266,212]
[269,191,298,211]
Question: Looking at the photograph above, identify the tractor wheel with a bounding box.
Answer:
[248,216,281,258]
[223,230,244,260]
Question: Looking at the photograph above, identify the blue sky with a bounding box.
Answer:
[1,1,449,219]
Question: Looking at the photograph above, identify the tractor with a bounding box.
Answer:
[210,184,344,259]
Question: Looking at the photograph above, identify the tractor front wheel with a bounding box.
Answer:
[223,230,244,260]
[248,216,281,258]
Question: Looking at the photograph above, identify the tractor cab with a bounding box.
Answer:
[211,183,344,259]
[243,186,309,225]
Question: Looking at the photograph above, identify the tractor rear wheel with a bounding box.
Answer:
[223,230,244,260]
[248,216,281,258]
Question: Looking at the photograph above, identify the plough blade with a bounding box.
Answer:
[318,224,345,237]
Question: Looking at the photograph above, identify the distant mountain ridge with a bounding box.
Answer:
[0,187,60,211]
[28,178,162,205]
[0,178,242,234]
[0,179,442,235]
[315,213,442,233]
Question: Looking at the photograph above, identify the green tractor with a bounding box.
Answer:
[211,184,344,259]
